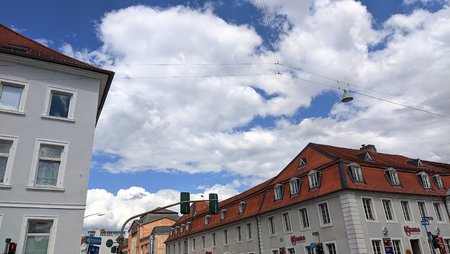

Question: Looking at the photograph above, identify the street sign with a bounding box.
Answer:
[88,245,100,254]
[421,220,430,226]
[106,239,114,247]
[86,236,102,245]
[422,216,433,220]
[309,243,316,249]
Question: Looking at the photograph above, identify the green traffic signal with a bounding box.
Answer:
[209,193,219,214]
[180,192,190,214]
[111,246,117,253]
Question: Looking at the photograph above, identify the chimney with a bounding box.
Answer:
[360,144,377,154]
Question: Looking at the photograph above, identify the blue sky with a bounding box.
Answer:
[1,0,449,230]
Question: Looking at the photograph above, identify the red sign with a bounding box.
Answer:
[290,235,306,245]
[205,252,212,254]
[403,226,421,236]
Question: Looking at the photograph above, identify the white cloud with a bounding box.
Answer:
[69,0,450,231]
[84,185,239,231]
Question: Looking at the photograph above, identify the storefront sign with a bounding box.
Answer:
[205,251,212,254]
[383,238,393,254]
[290,235,306,245]
[403,226,421,236]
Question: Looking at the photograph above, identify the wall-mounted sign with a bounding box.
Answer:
[290,235,306,245]
[383,238,393,254]
[205,251,212,254]
[403,226,421,236]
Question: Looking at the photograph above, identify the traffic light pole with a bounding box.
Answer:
[116,199,209,254]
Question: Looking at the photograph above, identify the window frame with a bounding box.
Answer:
[192,238,196,251]
[324,241,338,254]
[0,135,18,187]
[223,229,228,245]
[186,221,191,231]
[237,225,242,242]
[268,216,277,236]
[28,139,69,190]
[432,174,444,189]
[220,209,227,220]
[391,239,403,254]
[382,199,397,222]
[347,163,364,183]
[317,201,332,227]
[274,183,283,201]
[201,235,206,249]
[385,167,401,186]
[298,207,310,230]
[370,239,383,254]
[281,212,292,233]
[417,201,429,219]
[308,170,321,189]
[239,201,246,214]
[0,79,29,114]
[212,232,216,247]
[17,215,58,254]
[433,202,445,222]
[290,177,301,196]
[42,86,77,121]
[298,158,307,168]
[361,197,377,222]
[246,223,253,241]
[204,215,211,225]
[400,200,413,222]
[417,172,431,189]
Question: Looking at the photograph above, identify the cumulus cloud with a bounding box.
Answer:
[83,184,239,231]
[74,0,450,231]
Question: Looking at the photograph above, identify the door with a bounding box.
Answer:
[410,239,422,254]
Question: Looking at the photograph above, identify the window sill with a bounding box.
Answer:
[41,115,75,123]
[320,224,333,228]
[26,186,65,192]
[0,184,12,189]
[0,108,25,116]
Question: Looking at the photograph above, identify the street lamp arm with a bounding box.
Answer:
[84,213,105,219]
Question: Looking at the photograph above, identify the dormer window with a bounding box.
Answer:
[170,227,174,235]
[417,172,431,189]
[220,209,227,220]
[175,226,179,234]
[432,174,444,189]
[409,159,424,167]
[274,184,283,201]
[347,163,364,183]
[186,222,191,231]
[181,224,185,232]
[239,201,246,214]
[204,215,211,225]
[385,168,400,186]
[290,177,300,196]
[308,170,321,189]
[298,158,307,168]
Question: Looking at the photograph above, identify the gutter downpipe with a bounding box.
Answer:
[256,215,263,254]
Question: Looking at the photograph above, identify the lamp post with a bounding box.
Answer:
[84,213,105,219]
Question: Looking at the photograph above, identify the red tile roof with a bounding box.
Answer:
[167,143,450,242]
[0,24,114,121]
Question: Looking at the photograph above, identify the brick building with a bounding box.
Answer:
[166,143,450,254]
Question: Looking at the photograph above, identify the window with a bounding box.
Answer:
[433,174,444,189]
[247,223,252,240]
[268,216,276,235]
[31,141,68,188]
[418,201,427,218]
[204,215,211,225]
[325,243,337,254]
[371,240,382,254]
[282,212,292,232]
[382,199,395,221]
[220,209,227,220]
[180,224,184,233]
[385,168,400,186]
[290,177,300,195]
[298,158,307,168]
[183,240,187,253]
[23,219,54,254]
[192,238,196,251]
[239,201,246,214]
[445,239,450,253]
[401,201,412,222]
[224,230,228,245]
[178,242,181,254]
[392,240,402,254]
[167,245,171,254]
[237,226,242,242]
[433,203,444,222]
[212,232,216,247]
[272,250,279,254]
[186,222,191,231]
[299,207,310,229]
[0,80,27,112]
[417,172,431,189]
[0,136,17,186]
[362,198,376,221]
[175,226,179,234]
[318,202,331,226]
[202,235,205,249]
[347,163,364,183]
[274,184,283,201]
[308,170,321,189]
[44,87,77,119]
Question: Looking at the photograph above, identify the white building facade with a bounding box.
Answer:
[0,25,114,253]
[166,144,450,254]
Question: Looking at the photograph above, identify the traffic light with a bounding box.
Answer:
[180,192,190,214]
[209,193,219,214]
[8,242,17,254]
[432,234,440,249]
[111,246,117,253]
